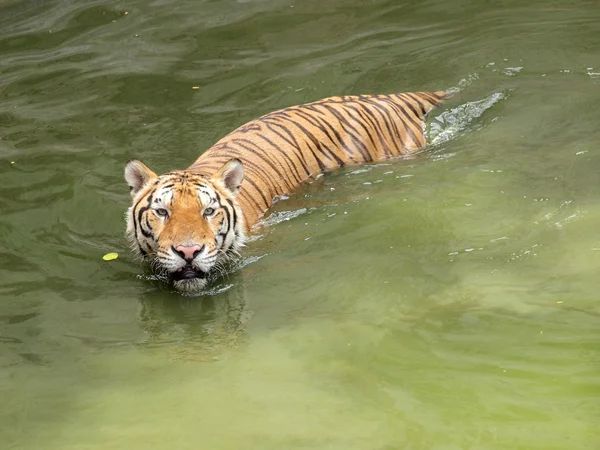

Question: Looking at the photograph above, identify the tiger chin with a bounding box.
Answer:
[124,91,447,293]
[124,158,247,294]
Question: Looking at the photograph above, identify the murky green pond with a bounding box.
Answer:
[1,0,599,448]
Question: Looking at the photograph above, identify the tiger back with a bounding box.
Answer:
[188,91,446,227]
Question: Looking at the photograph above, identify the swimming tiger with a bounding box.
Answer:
[125,91,446,293]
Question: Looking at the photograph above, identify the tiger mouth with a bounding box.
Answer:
[171,265,208,281]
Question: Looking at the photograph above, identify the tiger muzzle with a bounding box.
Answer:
[172,265,208,281]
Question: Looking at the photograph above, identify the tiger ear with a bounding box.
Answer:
[124,159,157,197]
[214,158,244,196]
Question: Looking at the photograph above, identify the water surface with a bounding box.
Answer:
[1,0,599,449]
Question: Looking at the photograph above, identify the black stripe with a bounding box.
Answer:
[286,108,342,152]
[303,105,350,154]
[268,115,327,172]
[132,192,154,242]
[255,132,304,184]
[402,93,428,117]
[137,193,155,238]
[262,119,312,178]
[362,98,407,153]
[229,138,295,192]
[218,194,232,235]
[381,96,422,145]
[351,102,394,155]
[239,189,264,216]
[376,99,410,150]
[394,94,422,123]
[343,104,386,159]
[209,146,280,198]
[320,104,373,162]
[286,109,346,167]
[345,103,392,158]
[142,215,154,236]
[232,155,281,200]
[242,175,271,209]
[417,92,442,106]
[237,118,309,181]
[192,164,222,174]
[225,198,238,232]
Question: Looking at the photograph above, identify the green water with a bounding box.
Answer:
[1,0,599,448]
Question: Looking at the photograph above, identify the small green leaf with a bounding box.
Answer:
[103,252,119,261]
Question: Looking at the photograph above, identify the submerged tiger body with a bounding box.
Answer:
[125,91,446,292]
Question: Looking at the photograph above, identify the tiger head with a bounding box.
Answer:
[124,158,247,293]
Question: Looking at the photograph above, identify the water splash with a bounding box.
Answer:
[235,254,267,270]
[259,208,308,228]
[427,92,506,145]
[182,283,235,297]
[445,72,480,95]
[502,67,523,76]
[587,67,600,78]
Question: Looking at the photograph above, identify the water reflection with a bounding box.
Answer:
[136,277,252,360]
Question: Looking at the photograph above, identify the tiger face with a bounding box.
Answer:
[124,159,247,293]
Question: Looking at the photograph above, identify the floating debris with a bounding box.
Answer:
[102,252,119,261]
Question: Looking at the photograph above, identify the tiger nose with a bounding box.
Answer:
[173,244,203,261]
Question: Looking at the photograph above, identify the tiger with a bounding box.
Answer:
[125,91,446,293]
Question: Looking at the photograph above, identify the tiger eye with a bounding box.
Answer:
[155,208,169,218]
